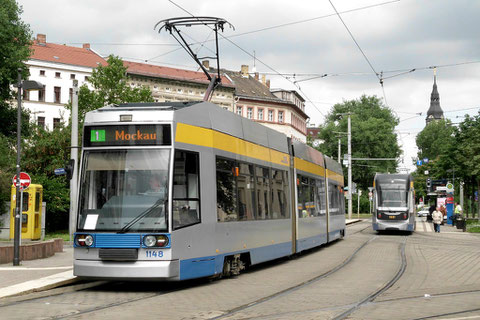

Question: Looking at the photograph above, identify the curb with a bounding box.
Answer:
[0,269,77,299]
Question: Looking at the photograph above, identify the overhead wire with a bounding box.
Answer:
[167,0,327,117]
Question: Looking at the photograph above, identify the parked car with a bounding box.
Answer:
[417,208,429,217]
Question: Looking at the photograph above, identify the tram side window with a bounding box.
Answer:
[216,158,237,222]
[298,175,316,218]
[272,169,289,219]
[173,150,200,229]
[328,182,340,215]
[237,163,256,220]
[315,178,326,216]
[256,166,271,220]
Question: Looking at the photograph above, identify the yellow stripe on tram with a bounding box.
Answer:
[175,123,290,167]
[294,157,325,177]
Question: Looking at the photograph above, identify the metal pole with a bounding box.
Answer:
[460,181,464,216]
[13,69,22,266]
[357,190,360,218]
[348,114,352,220]
[69,80,79,243]
[338,137,341,164]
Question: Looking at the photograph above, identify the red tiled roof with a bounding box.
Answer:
[30,41,107,68]
[124,61,234,87]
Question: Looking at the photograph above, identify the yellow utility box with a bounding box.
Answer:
[10,184,43,240]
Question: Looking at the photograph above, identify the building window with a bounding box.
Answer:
[55,72,61,78]
[37,117,45,129]
[22,90,29,101]
[70,74,75,80]
[165,87,171,92]
[177,88,183,93]
[278,111,284,123]
[247,107,253,119]
[38,86,45,102]
[69,88,73,102]
[54,87,61,103]
[237,106,242,116]
[39,70,45,76]
[268,110,274,122]
[53,118,61,129]
[85,76,89,81]
[258,109,264,120]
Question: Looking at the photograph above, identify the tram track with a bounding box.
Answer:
[0,223,374,319]
[211,230,376,320]
[332,236,407,320]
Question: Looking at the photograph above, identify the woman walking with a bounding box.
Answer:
[432,207,443,233]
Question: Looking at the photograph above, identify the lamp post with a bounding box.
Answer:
[13,68,43,266]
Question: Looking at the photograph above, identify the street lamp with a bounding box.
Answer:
[13,68,44,266]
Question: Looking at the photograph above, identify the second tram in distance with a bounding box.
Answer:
[372,173,416,232]
[73,101,345,280]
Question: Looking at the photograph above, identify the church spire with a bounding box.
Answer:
[426,68,444,124]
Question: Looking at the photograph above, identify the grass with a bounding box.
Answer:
[466,219,480,233]
[45,231,70,241]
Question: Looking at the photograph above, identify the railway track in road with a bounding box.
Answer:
[0,223,372,319]
[212,225,376,320]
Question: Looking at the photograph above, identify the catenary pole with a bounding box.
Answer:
[348,114,352,220]
[69,80,79,243]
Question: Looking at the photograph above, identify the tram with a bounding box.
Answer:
[372,173,416,232]
[73,101,345,280]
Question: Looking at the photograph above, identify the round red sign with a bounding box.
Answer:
[12,172,31,189]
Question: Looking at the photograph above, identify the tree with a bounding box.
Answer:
[415,119,455,161]
[22,124,71,231]
[0,0,33,214]
[314,95,401,190]
[69,55,154,124]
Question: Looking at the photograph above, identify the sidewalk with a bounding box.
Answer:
[0,220,363,300]
[0,246,75,299]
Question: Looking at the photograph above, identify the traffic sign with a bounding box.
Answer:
[446,182,454,194]
[12,172,31,189]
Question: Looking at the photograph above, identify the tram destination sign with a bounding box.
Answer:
[84,124,171,147]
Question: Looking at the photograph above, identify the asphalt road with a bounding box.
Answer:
[1,220,480,320]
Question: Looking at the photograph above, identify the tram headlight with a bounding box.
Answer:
[144,235,157,247]
[143,235,169,247]
[75,234,94,247]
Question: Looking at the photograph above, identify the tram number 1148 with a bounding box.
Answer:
[145,250,164,258]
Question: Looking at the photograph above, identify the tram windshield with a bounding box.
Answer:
[377,183,408,208]
[77,149,170,232]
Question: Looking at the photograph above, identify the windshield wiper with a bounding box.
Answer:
[118,198,167,234]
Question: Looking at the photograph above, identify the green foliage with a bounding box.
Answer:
[315,95,401,190]
[0,0,33,215]
[0,0,32,102]
[22,125,71,231]
[416,119,455,161]
[67,55,154,124]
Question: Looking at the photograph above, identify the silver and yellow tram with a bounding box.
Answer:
[73,101,345,280]
[372,173,416,232]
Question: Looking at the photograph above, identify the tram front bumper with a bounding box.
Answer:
[74,259,179,280]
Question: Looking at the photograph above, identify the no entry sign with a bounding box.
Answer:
[12,172,31,189]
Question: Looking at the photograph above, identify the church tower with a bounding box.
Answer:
[426,69,444,124]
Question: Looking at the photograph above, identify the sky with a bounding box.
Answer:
[17,0,480,172]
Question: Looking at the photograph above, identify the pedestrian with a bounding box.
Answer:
[432,207,443,233]
[428,204,435,222]
[454,202,463,217]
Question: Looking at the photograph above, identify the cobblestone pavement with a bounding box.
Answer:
[1,221,479,320]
